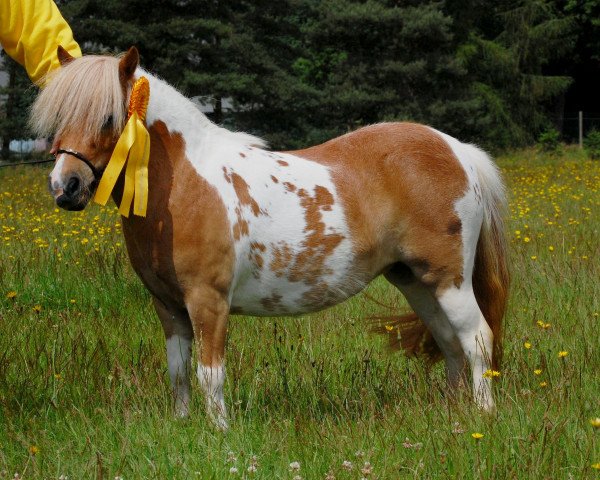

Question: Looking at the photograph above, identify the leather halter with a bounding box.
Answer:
[55,148,103,183]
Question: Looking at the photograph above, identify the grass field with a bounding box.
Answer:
[0,148,598,479]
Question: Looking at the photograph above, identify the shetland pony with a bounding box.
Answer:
[30,47,509,428]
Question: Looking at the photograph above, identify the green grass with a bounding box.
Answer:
[0,148,598,479]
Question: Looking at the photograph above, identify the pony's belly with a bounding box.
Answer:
[229,272,365,316]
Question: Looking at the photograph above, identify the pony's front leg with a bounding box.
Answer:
[186,286,230,430]
[153,297,193,418]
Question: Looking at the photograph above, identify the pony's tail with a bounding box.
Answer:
[371,312,443,364]
[373,148,509,368]
[470,152,510,369]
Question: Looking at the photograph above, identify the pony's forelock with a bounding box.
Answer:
[30,55,128,141]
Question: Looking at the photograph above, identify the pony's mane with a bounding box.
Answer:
[30,55,127,140]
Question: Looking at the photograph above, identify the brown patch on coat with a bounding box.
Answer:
[270,242,293,277]
[232,207,249,241]
[260,292,283,312]
[289,122,468,294]
[283,182,296,193]
[239,152,246,158]
[277,160,289,167]
[287,185,345,284]
[270,175,279,184]
[248,241,266,277]
[447,218,462,235]
[230,172,263,217]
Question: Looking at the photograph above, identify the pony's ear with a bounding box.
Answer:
[57,45,75,66]
[119,47,139,83]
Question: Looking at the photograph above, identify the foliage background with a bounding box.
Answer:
[1,0,599,153]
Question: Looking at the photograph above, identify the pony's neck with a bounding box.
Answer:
[141,69,218,144]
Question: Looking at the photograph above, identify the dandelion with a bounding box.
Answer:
[548,246,554,251]
[289,461,300,472]
[384,325,394,332]
[28,445,39,455]
[592,463,600,470]
[590,418,600,428]
[524,341,532,349]
[54,373,62,380]
[32,305,42,313]
[471,433,484,440]
[341,460,353,471]
[534,369,542,375]
[523,236,531,243]
[558,351,568,358]
[536,320,551,329]
[539,381,548,387]
[483,369,501,379]
[70,299,76,304]
[6,291,16,299]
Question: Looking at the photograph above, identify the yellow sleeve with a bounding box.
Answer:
[0,0,81,85]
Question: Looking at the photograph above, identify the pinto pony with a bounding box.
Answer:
[30,47,509,428]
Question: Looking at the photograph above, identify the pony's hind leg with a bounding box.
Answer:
[436,284,495,411]
[385,267,467,389]
[153,297,193,417]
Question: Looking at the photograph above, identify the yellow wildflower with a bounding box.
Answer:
[6,290,17,299]
[471,433,484,440]
[483,369,501,379]
[534,369,542,375]
[539,381,548,387]
[590,418,600,428]
[385,325,394,332]
[29,445,39,455]
[524,341,532,349]
[592,463,600,470]
[32,305,42,313]
[558,351,568,358]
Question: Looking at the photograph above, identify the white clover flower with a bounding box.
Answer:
[289,461,301,472]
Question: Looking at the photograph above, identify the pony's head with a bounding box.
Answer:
[30,47,140,210]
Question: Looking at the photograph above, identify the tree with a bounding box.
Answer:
[454,0,575,148]
[0,53,35,159]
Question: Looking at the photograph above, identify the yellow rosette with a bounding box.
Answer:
[93,76,150,217]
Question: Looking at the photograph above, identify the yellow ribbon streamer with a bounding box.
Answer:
[93,76,150,217]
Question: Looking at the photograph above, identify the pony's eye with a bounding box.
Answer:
[102,116,113,130]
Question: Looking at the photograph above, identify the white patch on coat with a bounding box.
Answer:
[49,152,67,191]
[142,71,357,315]
[166,335,192,417]
[429,127,501,411]
[198,364,228,430]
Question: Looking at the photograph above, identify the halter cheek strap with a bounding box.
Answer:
[55,148,103,183]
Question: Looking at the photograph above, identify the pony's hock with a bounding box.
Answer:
[30,46,509,426]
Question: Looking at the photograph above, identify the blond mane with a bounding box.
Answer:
[30,55,127,140]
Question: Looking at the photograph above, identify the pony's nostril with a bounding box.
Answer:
[65,176,80,197]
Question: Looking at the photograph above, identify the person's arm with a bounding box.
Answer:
[0,0,81,85]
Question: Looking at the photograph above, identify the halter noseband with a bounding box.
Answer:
[55,148,103,183]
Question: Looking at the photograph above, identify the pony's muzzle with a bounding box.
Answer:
[54,175,87,211]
